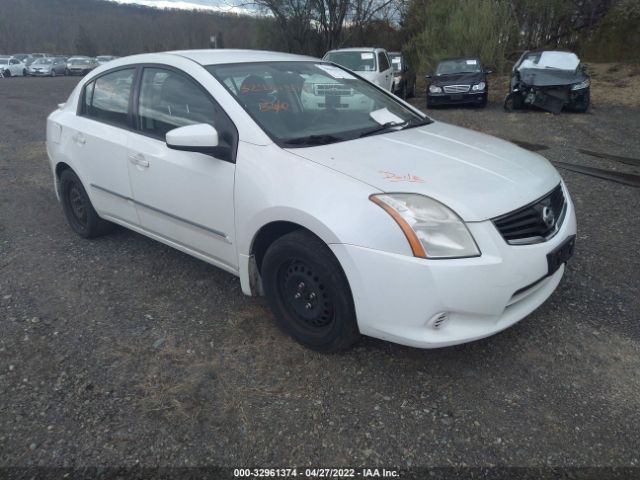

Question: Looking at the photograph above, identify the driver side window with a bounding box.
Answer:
[138,68,217,139]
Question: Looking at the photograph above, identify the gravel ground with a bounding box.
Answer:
[1,76,639,472]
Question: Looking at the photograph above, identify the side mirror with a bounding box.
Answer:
[166,124,219,154]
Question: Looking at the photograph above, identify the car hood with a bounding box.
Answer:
[516,68,587,87]
[431,72,484,86]
[285,122,561,221]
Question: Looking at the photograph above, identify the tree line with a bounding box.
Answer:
[0,0,637,73]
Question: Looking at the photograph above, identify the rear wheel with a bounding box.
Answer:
[261,230,360,352]
[59,169,113,238]
[400,83,407,100]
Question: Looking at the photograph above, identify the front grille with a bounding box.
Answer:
[314,84,353,96]
[492,184,566,245]
[443,84,470,94]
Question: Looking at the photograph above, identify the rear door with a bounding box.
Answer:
[10,59,21,75]
[126,66,238,272]
[69,67,139,225]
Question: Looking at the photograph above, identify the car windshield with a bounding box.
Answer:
[389,54,402,72]
[34,58,53,65]
[207,61,430,147]
[518,51,580,71]
[323,51,377,72]
[0,59,8,65]
[436,59,481,75]
[97,56,110,61]
[71,59,90,65]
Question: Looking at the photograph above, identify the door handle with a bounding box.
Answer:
[72,133,86,145]
[128,153,149,168]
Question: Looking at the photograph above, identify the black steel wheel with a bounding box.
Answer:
[59,169,113,238]
[262,230,360,352]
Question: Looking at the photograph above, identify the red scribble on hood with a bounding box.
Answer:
[380,171,425,183]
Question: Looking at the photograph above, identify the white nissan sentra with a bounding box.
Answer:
[46,50,577,351]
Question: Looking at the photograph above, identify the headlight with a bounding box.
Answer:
[472,81,486,91]
[429,85,442,93]
[571,79,590,90]
[370,193,480,259]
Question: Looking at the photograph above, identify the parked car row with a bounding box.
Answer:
[424,50,590,113]
[321,47,590,113]
[0,53,118,78]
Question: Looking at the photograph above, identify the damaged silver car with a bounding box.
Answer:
[504,50,590,114]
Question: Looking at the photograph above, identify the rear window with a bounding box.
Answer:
[82,69,135,128]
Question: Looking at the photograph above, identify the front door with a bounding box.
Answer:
[127,66,238,272]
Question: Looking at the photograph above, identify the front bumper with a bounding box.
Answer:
[427,91,486,106]
[330,187,577,348]
[28,70,52,76]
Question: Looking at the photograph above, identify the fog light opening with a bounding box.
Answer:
[427,312,449,330]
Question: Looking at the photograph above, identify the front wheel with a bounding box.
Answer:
[51,70,57,77]
[571,90,590,113]
[59,169,114,238]
[3,69,11,78]
[261,230,360,352]
[504,92,523,111]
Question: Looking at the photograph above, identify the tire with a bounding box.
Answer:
[479,94,488,108]
[3,69,11,78]
[400,83,407,100]
[571,90,590,113]
[23,69,27,76]
[409,80,416,98]
[51,69,57,77]
[59,169,113,238]
[261,230,360,352]
[504,92,523,111]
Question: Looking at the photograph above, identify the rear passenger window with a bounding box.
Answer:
[138,68,217,138]
[84,68,134,127]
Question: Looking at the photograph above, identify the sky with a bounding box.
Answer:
[107,0,256,15]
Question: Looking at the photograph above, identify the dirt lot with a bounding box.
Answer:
[1,74,640,473]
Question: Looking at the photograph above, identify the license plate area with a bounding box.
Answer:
[547,235,576,275]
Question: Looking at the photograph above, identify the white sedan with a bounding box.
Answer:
[0,57,27,77]
[46,50,577,351]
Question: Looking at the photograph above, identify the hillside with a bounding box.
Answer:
[0,0,267,55]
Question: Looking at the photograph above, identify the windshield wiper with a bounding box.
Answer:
[359,121,408,138]
[360,118,432,138]
[282,134,344,147]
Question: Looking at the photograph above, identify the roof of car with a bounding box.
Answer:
[325,47,386,53]
[438,57,481,63]
[169,49,318,65]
